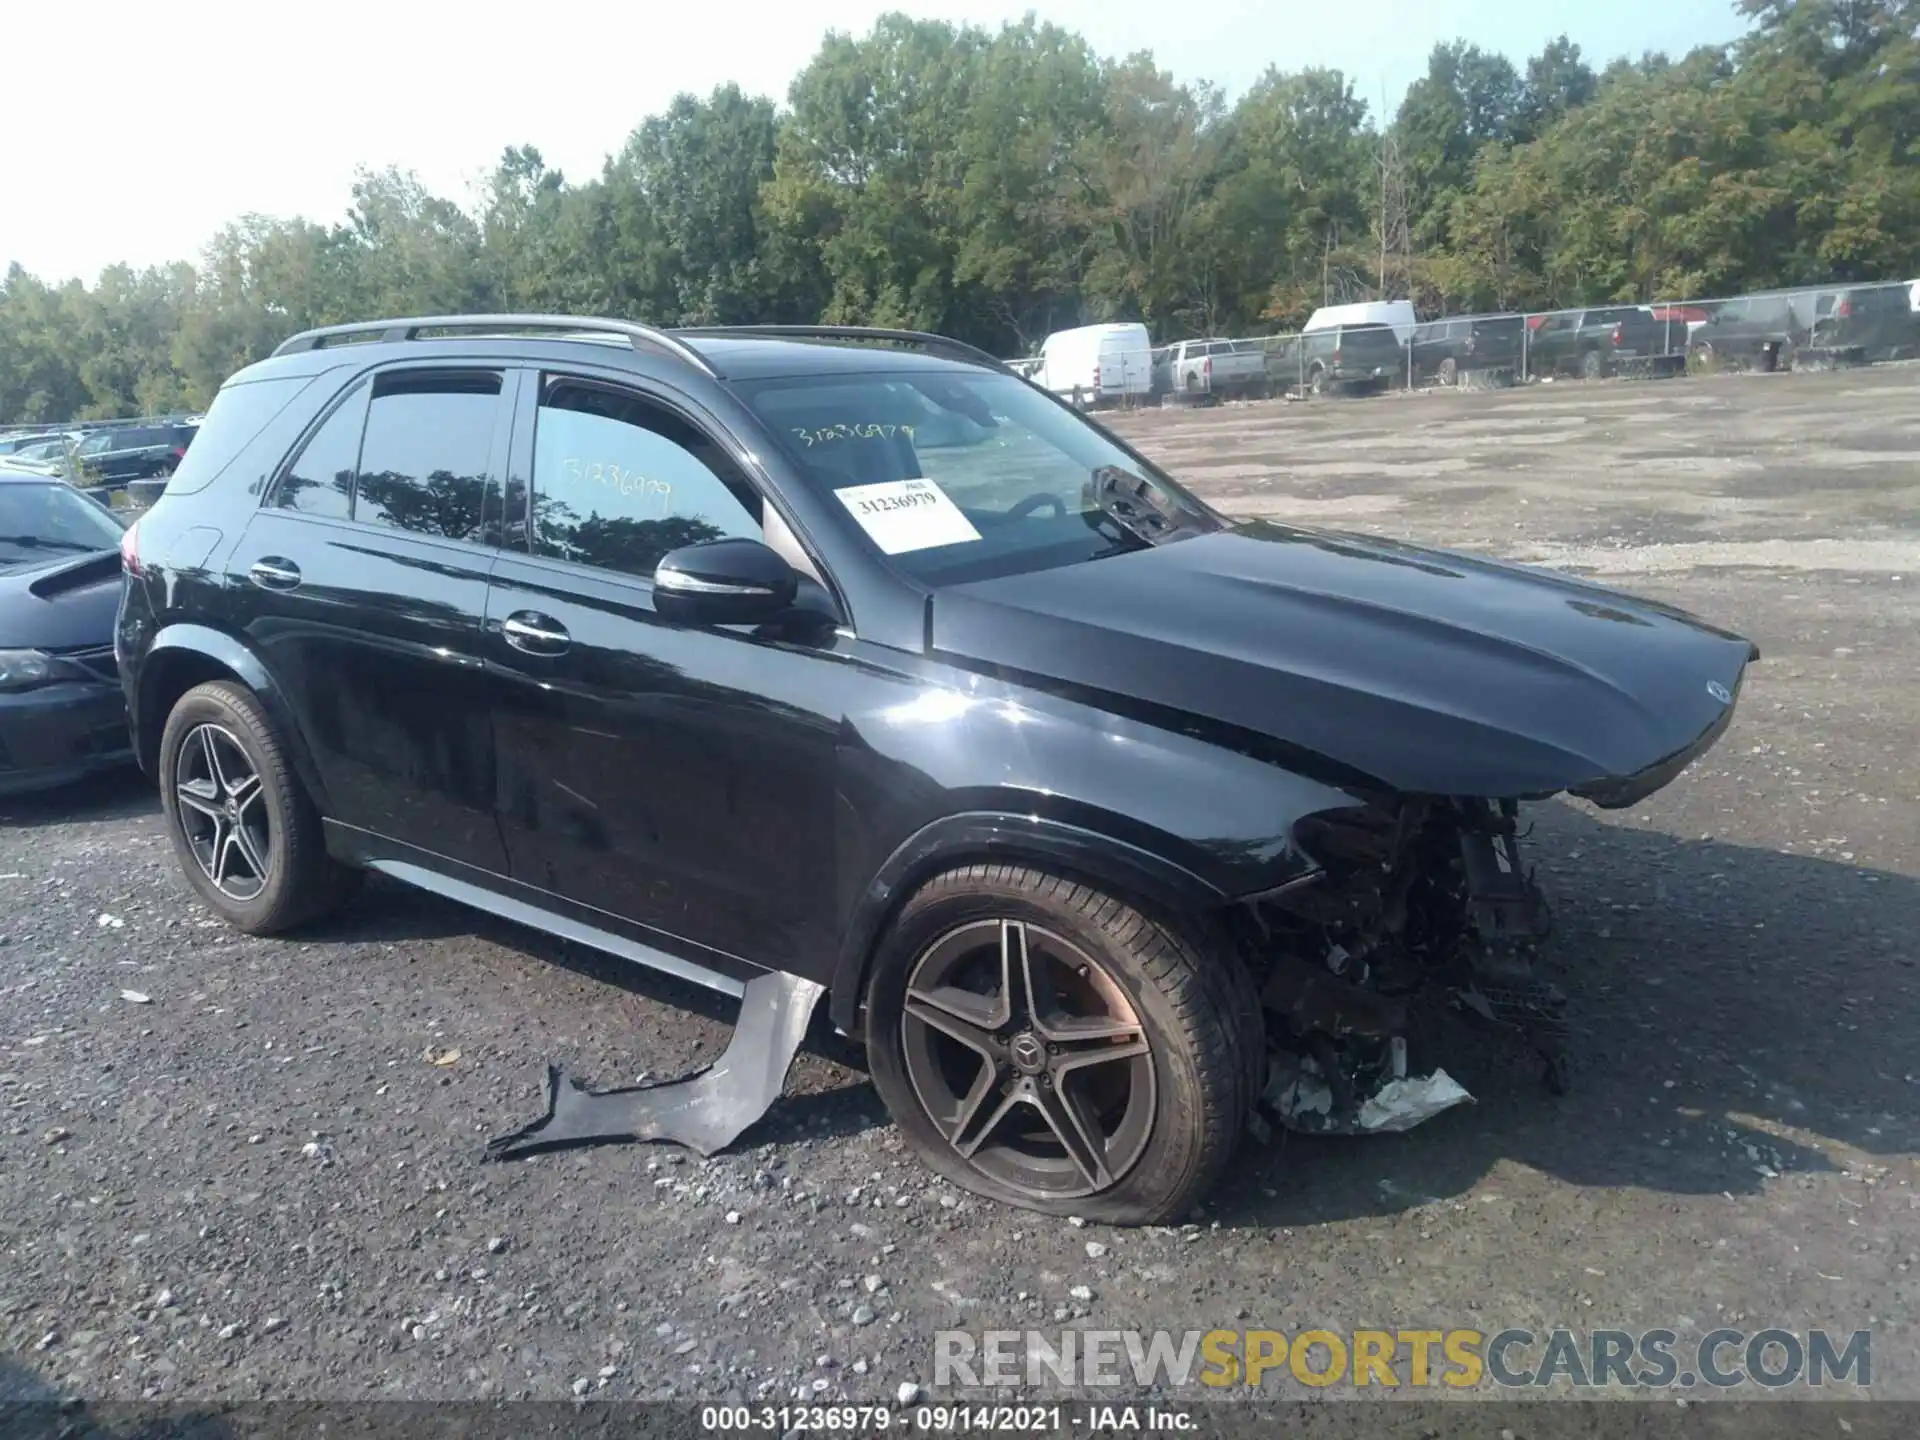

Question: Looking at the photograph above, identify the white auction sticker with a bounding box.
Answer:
[833,478,982,555]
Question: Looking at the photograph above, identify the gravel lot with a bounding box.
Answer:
[2,365,1916,1413]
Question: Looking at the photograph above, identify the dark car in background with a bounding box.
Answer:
[117,314,1755,1223]
[1527,306,1686,381]
[1409,313,1525,386]
[1268,323,1405,395]
[0,470,133,796]
[1690,283,1913,371]
[0,433,65,458]
[72,422,198,485]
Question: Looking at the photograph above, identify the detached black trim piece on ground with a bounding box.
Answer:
[485,973,825,1161]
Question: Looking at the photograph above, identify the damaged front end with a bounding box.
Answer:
[1238,796,1570,1137]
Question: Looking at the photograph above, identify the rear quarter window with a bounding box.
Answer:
[163,374,318,497]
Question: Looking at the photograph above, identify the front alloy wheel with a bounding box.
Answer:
[866,864,1260,1224]
[901,918,1155,1201]
[173,722,270,900]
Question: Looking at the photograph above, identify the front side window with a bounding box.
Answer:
[742,369,1211,587]
[528,379,761,580]
[352,370,500,541]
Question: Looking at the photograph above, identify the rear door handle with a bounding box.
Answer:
[502,611,570,655]
[248,557,301,590]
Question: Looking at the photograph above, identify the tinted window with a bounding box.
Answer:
[529,380,761,580]
[169,375,315,495]
[353,370,500,541]
[76,433,114,456]
[275,382,367,519]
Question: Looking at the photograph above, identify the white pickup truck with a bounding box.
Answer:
[1155,338,1270,400]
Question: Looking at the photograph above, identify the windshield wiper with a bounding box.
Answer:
[0,535,100,553]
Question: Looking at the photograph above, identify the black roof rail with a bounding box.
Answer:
[671,325,1012,373]
[270,314,718,375]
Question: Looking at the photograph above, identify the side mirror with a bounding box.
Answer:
[653,537,799,627]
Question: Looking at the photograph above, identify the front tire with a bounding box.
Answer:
[159,680,360,933]
[865,865,1260,1224]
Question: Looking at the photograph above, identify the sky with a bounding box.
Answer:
[1,0,1752,285]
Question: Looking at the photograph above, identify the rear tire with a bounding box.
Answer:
[1579,350,1605,381]
[159,680,361,934]
[1437,357,1458,387]
[865,865,1260,1224]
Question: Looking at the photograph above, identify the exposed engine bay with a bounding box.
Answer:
[1234,796,1569,1135]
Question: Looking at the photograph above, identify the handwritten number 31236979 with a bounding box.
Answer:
[561,457,672,513]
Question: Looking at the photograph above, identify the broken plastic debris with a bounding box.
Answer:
[1354,1071,1474,1133]
[97,913,124,929]
[120,990,151,1005]
[423,1046,461,1067]
[486,972,824,1161]
[1263,1053,1472,1135]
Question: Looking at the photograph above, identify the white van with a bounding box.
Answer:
[1029,323,1154,406]
[1304,300,1417,345]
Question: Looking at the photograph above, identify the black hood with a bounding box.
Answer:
[931,521,1757,804]
[0,550,122,651]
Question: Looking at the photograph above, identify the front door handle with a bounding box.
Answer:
[249,557,302,590]
[502,611,570,655]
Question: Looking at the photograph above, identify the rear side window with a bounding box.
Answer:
[526,379,761,581]
[167,375,315,496]
[275,382,368,519]
[352,370,501,541]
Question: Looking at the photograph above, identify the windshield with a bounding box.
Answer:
[0,480,126,565]
[742,370,1212,585]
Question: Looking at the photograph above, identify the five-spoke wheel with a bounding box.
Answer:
[173,722,271,900]
[866,864,1260,1224]
[158,679,360,932]
[901,917,1156,1201]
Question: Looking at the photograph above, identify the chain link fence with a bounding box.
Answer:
[1134,279,1918,405]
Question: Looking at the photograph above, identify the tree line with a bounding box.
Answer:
[2,0,1913,423]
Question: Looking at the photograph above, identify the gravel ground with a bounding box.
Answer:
[1,364,1916,1415]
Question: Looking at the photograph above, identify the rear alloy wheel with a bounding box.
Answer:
[159,680,360,933]
[1437,356,1458,387]
[866,865,1260,1224]
[1580,350,1605,381]
[1308,365,1329,397]
[174,723,272,902]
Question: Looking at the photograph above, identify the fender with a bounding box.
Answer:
[826,810,1231,1035]
[136,623,332,813]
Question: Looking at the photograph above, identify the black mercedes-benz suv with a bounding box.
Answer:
[116,315,1757,1222]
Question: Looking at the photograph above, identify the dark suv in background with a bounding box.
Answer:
[1689,283,1914,370]
[116,314,1755,1222]
[1408,313,1525,386]
[73,422,198,485]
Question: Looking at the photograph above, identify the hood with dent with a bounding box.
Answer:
[931,521,1757,801]
[0,550,122,650]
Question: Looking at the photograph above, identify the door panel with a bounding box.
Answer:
[483,370,841,974]
[486,554,842,974]
[225,364,514,871]
[230,513,506,869]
